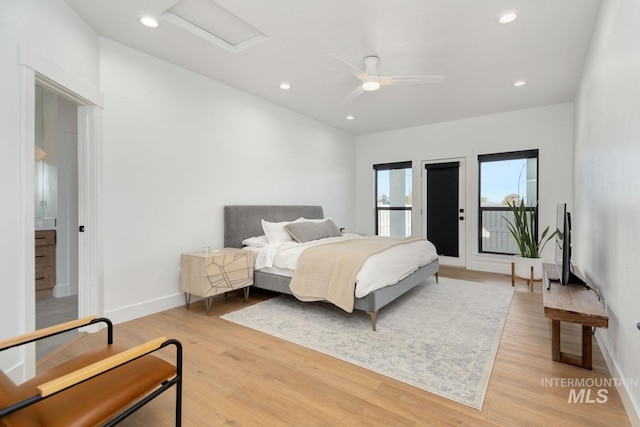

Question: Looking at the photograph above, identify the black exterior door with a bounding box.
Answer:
[425,162,460,257]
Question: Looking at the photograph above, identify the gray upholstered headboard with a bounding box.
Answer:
[224,205,324,248]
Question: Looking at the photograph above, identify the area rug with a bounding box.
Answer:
[221,277,514,410]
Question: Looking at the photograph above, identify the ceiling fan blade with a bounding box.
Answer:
[380,75,445,85]
[341,85,364,104]
[324,54,368,80]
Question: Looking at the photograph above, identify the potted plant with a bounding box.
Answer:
[503,200,557,281]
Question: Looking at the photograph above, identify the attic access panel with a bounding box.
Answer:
[162,0,268,53]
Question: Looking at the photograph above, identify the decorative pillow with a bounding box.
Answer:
[242,235,269,248]
[300,217,330,223]
[261,218,303,243]
[284,218,342,243]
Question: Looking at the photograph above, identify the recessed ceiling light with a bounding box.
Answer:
[140,16,159,28]
[499,11,518,24]
[346,115,354,120]
[512,80,527,87]
[279,83,291,90]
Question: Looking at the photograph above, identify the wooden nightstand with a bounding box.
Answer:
[179,248,253,315]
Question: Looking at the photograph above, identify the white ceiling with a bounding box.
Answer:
[64,0,602,136]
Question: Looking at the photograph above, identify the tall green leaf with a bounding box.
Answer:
[503,200,557,258]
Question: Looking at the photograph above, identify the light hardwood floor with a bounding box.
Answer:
[38,267,631,426]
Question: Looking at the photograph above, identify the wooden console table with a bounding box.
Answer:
[542,264,608,369]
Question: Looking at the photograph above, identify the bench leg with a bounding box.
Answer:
[552,319,561,362]
[551,320,594,370]
[582,325,592,369]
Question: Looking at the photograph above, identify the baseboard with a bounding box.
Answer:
[104,292,185,325]
[53,282,70,298]
[2,360,25,384]
[595,329,640,427]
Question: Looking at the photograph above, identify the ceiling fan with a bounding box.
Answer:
[324,54,445,104]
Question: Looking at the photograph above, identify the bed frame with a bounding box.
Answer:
[224,205,439,330]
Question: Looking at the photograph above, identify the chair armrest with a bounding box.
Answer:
[0,316,100,351]
[37,336,168,397]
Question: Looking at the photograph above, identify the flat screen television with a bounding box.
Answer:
[554,203,588,287]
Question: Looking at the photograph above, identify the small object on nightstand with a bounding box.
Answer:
[180,248,253,315]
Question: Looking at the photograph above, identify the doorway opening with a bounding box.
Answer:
[19,44,104,379]
[34,84,80,359]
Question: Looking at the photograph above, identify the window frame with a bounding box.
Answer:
[477,149,539,255]
[373,161,412,236]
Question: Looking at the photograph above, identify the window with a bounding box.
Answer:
[374,161,412,237]
[478,150,538,254]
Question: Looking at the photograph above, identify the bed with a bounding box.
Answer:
[224,205,439,330]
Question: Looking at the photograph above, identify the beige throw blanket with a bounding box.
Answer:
[289,237,421,312]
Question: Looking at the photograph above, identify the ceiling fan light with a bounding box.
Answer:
[362,80,380,91]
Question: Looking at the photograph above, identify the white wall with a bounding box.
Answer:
[574,0,640,421]
[355,103,574,274]
[99,38,355,323]
[0,0,99,379]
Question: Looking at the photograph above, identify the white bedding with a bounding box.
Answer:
[245,234,438,298]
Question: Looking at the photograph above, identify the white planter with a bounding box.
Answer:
[513,256,543,280]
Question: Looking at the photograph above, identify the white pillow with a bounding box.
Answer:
[261,218,303,243]
[242,235,269,248]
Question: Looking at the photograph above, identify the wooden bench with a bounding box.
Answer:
[542,264,608,369]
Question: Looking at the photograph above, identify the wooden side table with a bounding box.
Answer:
[180,248,253,315]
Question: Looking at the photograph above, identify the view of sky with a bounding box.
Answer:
[481,159,529,204]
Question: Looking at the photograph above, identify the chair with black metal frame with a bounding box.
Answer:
[0,316,182,426]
